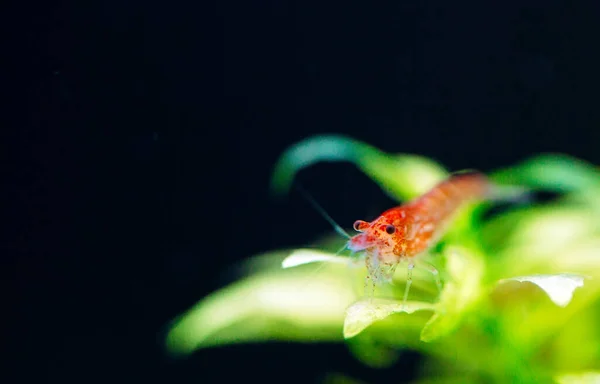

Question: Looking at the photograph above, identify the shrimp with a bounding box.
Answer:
[347,171,494,304]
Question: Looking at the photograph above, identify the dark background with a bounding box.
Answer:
[6,1,600,383]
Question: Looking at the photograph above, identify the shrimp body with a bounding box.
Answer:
[348,172,493,293]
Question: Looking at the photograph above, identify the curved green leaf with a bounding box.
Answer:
[165,261,357,355]
[491,153,600,193]
[270,134,448,201]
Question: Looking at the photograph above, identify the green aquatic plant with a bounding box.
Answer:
[166,135,600,383]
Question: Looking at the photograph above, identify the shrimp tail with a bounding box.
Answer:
[449,169,532,204]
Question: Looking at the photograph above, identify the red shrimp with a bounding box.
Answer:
[347,171,494,303]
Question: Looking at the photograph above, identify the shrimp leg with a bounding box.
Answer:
[364,252,379,301]
[402,262,415,309]
[364,274,374,302]
[419,260,443,296]
[382,262,399,284]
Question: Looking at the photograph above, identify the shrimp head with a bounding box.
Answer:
[348,215,404,265]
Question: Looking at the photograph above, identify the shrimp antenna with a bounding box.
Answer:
[294,183,351,239]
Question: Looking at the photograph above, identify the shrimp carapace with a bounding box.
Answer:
[347,171,494,302]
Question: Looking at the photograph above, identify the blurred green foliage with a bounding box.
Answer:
[166,135,600,383]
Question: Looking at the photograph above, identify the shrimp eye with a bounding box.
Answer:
[385,225,396,234]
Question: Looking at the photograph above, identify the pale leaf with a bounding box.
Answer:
[498,273,587,307]
[282,249,355,269]
[343,298,436,339]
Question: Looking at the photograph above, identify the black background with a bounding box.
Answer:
[7,1,600,383]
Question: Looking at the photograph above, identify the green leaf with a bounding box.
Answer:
[481,205,598,255]
[491,153,600,193]
[482,204,600,281]
[491,267,600,354]
[343,298,436,339]
[550,310,600,372]
[420,246,485,342]
[497,274,586,308]
[165,260,357,355]
[270,134,448,201]
[344,334,402,368]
